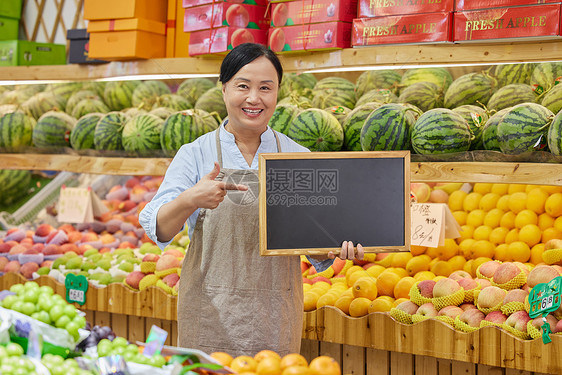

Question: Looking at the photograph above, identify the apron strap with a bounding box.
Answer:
[273,130,282,153]
[215,126,283,168]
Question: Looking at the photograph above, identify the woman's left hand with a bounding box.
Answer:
[328,241,364,261]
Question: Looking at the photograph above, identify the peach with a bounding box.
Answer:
[429,189,449,204]
[555,319,562,333]
[58,224,76,234]
[60,243,78,254]
[226,4,249,28]
[162,273,180,288]
[417,279,436,298]
[118,200,136,212]
[43,244,63,256]
[125,177,141,189]
[271,3,289,27]
[4,260,20,273]
[0,244,10,253]
[142,254,160,262]
[269,28,285,52]
[231,29,254,48]
[449,270,472,281]
[410,183,431,203]
[478,261,500,279]
[125,271,146,290]
[155,255,181,271]
[527,265,560,288]
[457,278,478,291]
[432,278,461,298]
[100,234,116,245]
[81,232,99,243]
[124,215,140,227]
[484,311,507,324]
[130,185,149,203]
[530,314,558,332]
[553,265,562,275]
[40,260,53,268]
[505,310,531,332]
[416,303,438,318]
[477,286,507,308]
[395,300,418,315]
[438,306,464,319]
[163,249,184,258]
[503,289,528,304]
[460,303,477,311]
[0,257,9,271]
[492,262,522,285]
[118,241,136,249]
[545,238,562,250]
[476,278,492,289]
[9,244,27,255]
[30,243,44,253]
[35,224,54,237]
[22,249,39,255]
[458,308,485,327]
[513,262,530,275]
[20,262,39,279]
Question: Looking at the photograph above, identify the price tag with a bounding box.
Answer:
[541,295,554,310]
[58,186,108,224]
[411,203,461,248]
[529,276,562,318]
[65,274,88,306]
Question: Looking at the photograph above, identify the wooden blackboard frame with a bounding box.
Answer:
[259,151,411,256]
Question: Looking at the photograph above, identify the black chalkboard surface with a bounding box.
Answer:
[259,151,411,256]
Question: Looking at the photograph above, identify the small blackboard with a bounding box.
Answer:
[259,151,411,256]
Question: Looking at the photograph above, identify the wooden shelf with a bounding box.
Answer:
[2,41,562,81]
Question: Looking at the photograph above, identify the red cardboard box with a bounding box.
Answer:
[184,3,268,32]
[270,0,357,27]
[454,4,561,42]
[268,21,352,52]
[183,0,268,8]
[189,26,267,55]
[358,0,454,18]
[352,12,452,46]
[456,0,560,11]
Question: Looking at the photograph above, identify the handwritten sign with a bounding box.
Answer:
[411,203,461,248]
[58,186,108,223]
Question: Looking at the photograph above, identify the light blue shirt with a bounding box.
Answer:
[139,123,310,249]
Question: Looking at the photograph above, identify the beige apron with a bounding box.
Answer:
[177,129,303,357]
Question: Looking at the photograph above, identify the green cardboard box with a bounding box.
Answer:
[0,16,19,40]
[0,0,23,19]
[0,40,66,66]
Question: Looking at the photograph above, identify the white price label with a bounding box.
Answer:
[69,289,85,304]
[541,295,554,310]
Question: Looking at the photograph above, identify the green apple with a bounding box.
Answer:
[24,281,39,290]
[55,315,71,329]
[2,295,18,309]
[6,343,24,356]
[83,248,99,257]
[123,351,136,361]
[38,285,54,296]
[23,289,40,304]
[65,321,80,340]
[118,262,134,273]
[125,343,139,355]
[62,305,77,319]
[0,364,14,374]
[49,305,64,322]
[72,315,86,329]
[112,336,128,348]
[38,296,54,312]
[36,310,51,325]
[11,300,24,313]
[149,354,166,368]
[21,301,36,315]
[0,345,8,360]
[97,339,112,357]
[113,346,125,355]
[9,284,24,295]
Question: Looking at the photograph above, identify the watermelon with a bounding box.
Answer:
[411,109,472,154]
[360,103,413,151]
[71,99,110,119]
[493,63,534,87]
[277,95,312,109]
[177,78,216,106]
[81,81,107,98]
[399,67,453,92]
[103,81,140,111]
[94,112,128,150]
[0,86,13,95]
[324,106,351,125]
[0,169,31,206]
[132,81,172,108]
[0,105,18,114]
[398,81,443,112]
[482,107,511,152]
[497,103,553,154]
[548,110,562,156]
[444,72,497,109]
[44,82,83,102]
[122,114,164,153]
[312,89,356,109]
[356,89,397,107]
[279,73,316,100]
[0,111,36,149]
[124,107,148,117]
[0,90,34,106]
[355,70,401,98]
[314,77,355,95]
[32,111,76,148]
[487,84,538,111]
[149,107,174,120]
[341,102,380,151]
[66,90,101,116]
[195,87,227,120]
[22,92,65,119]
[268,104,302,135]
[452,105,489,150]
[541,84,562,114]
[152,94,192,111]
[401,103,424,123]
[530,62,562,92]
[288,108,344,151]
[70,113,103,150]
[161,109,219,156]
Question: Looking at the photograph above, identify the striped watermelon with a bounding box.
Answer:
[341,102,380,151]
[398,81,443,112]
[70,113,103,150]
[152,94,192,111]
[288,108,344,151]
[411,109,472,154]
[355,70,402,98]
[277,95,312,109]
[71,99,110,119]
[493,63,534,87]
[178,78,216,106]
[122,114,164,153]
[314,77,355,94]
[279,73,316,100]
[1,90,34,106]
[268,104,302,135]
[548,110,562,155]
[541,84,562,114]
[356,89,397,107]
[22,92,65,119]
[0,104,18,115]
[32,111,76,148]
[0,169,31,206]
[360,104,413,151]
[124,107,148,117]
[195,87,227,120]
[149,107,174,120]
[530,62,562,92]
[452,105,489,150]
[444,73,497,108]
[482,107,511,152]
[312,89,356,109]
[81,81,107,98]
[401,103,424,123]
[94,112,128,150]
[324,106,351,125]
[399,67,453,92]
[497,103,554,154]
[132,81,171,108]
[487,84,537,111]
[161,109,219,156]
[0,111,36,149]
[103,81,140,111]
[66,90,101,116]
[44,82,83,102]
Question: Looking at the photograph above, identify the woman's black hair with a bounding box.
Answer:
[219,43,283,85]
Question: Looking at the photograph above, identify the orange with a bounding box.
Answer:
[413,271,436,281]
[303,284,312,293]
[489,227,509,245]
[500,211,516,230]
[458,225,475,242]
[542,227,562,243]
[349,297,371,317]
[545,193,562,217]
[436,239,460,260]
[308,356,341,375]
[303,292,320,312]
[531,243,545,265]
[255,350,281,363]
[514,209,538,229]
[231,356,259,373]
[505,228,520,244]
[538,213,555,231]
[463,259,474,275]
[447,255,467,271]
[280,354,308,370]
[346,269,370,288]
[459,239,477,258]
[376,271,401,297]
[508,192,528,214]
[368,297,395,313]
[405,254,431,276]
[496,195,510,211]
[316,293,339,309]
[453,211,468,226]
[470,240,495,259]
[463,192,483,212]
[257,357,282,375]
[473,225,493,241]
[466,210,486,228]
[352,277,378,300]
[282,366,310,375]
[390,252,413,269]
[491,183,509,195]
[541,185,562,194]
[211,352,233,367]
[393,276,416,299]
[430,260,453,277]
[526,187,549,214]
[483,208,504,228]
[425,246,440,259]
[556,217,562,233]
[333,295,354,315]
[494,243,508,261]
[365,265,386,279]
[344,265,364,281]
[387,267,408,278]
[508,241,531,263]
[409,245,427,256]
[508,184,527,194]
[473,183,493,195]
[429,257,440,269]
[519,224,542,247]
[479,192,500,211]
[448,190,468,211]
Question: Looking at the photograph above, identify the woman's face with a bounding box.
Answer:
[222,56,279,133]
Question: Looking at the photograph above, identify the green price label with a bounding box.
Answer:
[65,274,88,306]
[529,276,562,344]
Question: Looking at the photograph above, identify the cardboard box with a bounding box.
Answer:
[0,16,19,41]
[456,0,560,11]
[67,29,107,64]
[454,4,561,42]
[268,21,352,52]
[352,12,452,46]
[189,27,267,55]
[0,0,23,19]
[84,0,167,23]
[167,0,191,57]
[183,0,269,9]
[0,40,66,66]
[270,0,357,27]
[358,0,453,18]
[183,3,268,32]
[87,18,166,60]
